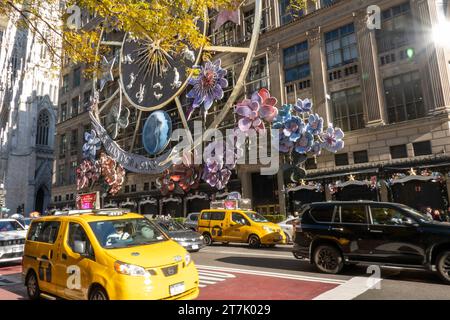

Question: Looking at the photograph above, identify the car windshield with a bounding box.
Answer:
[190,214,199,221]
[0,220,24,232]
[89,218,168,249]
[398,205,434,222]
[244,212,268,223]
[156,220,185,232]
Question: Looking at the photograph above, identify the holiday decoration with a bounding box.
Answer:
[82,130,102,160]
[76,159,101,191]
[186,59,228,119]
[142,110,173,155]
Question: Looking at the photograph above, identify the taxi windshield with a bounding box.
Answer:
[0,220,24,232]
[244,212,268,223]
[89,218,168,249]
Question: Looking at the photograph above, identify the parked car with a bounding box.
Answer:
[198,209,286,248]
[184,213,200,231]
[11,214,33,230]
[0,219,27,263]
[23,209,199,300]
[277,217,298,243]
[154,219,205,252]
[292,201,450,284]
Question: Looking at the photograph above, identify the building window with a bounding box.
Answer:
[60,134,67,157]
[325,23,358,69]
[376,3,413,54]
[321,0,336,7]
[73,67,81,87]
[62,74,69,93]
[54,196,58,203]
[60,103,67,122]
[58,164,66,186]
[83,90,92,111]
[69,161,77,185]
[384,71,425,124]
[279,0,303,25]
[246,56,269,93]
[131,185,136,193]
[331,87,364,132]
[36,110,50,146]
[124,185,130,193]
[243,5,268,41]
[413,141,432,156]
[71,97,79,117]
[70,129,78,155]
[283,41,310,83]
[390,144,408,159]
[213,21,236,46]
[143,183,149,191]
[151,182,156,190]
[353,150,369,164]
[335,153,349,166]
[305,157,317,170]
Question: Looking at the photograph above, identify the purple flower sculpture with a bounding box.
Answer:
[252,88,278,122]
[186,59,228,119]
[283,116,305,142]
[202,157,232,190]
[278,134,294,153]
[294,131,314,154]
[306,113,324,135]
[82,130,101,160]
[273,104,292,129]
[235,98,265,133]
[294,98,313,114]
[321,125,345,153]
[311,141,322,156]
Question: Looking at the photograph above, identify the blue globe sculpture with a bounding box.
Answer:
[142,110,172,155]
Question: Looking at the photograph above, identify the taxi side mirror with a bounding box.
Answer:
[73,240,86,255]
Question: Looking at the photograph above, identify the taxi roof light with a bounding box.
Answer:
[53,208,130,216]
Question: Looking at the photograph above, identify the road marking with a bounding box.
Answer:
[313,276,382,300]
[198,269,236,288]
[201,249,294,258]
[197,265,346,285]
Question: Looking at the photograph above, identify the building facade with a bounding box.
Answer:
[52,0,450,216]
[0,6,60,215]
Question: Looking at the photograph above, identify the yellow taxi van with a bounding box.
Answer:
[22,209,199,300]
[198,202,286,248]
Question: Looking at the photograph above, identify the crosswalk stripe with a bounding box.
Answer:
[199,279,217,285]
[198,270,235,278]
[199,275,226,282]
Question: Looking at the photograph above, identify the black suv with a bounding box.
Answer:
[293,201,450,284]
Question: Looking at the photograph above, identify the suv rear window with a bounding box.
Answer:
[339,205,367,224]
[310,206,335,222]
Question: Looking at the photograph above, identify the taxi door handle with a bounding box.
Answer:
[49,250,53,259]
[331,227,344,232]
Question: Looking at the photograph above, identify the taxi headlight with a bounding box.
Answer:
[199,235,204,240]
[114,261,146,276]
[263,226,274,233]
[185,253,191,266]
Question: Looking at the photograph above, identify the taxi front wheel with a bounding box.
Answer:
[248,235,261,248]
[89,286,109,300]
[26,271,40,300]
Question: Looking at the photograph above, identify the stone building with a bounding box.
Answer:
[0,6,60,215]
[52,0,450,216]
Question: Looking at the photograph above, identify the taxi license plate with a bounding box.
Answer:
[170,282,185,296]
[192,244,199,250]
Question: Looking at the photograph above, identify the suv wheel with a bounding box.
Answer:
[436,250,450,284]
[203,233,213,246]
[26,271,40,300]
[313,245,344,274]
[248,235,261,248]
[89,286,109,300]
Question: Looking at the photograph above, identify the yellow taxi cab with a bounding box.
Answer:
[198,205,287,248]
[22,209,199,300]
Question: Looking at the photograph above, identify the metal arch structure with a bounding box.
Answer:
[89,0,263,174]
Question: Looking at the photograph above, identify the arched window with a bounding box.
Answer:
[36,110,50,146]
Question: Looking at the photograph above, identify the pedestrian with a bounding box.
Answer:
[432,209,442,222]
[425,207,433,220]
